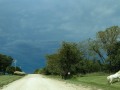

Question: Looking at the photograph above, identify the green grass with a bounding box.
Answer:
[67,73,120,90]
[0,75,23,88]
[46,72,120,90]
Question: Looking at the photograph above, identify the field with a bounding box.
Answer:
[1,73,120,90]
[67,73,120,90]
[47,72,120,90]
[0,75,23,88]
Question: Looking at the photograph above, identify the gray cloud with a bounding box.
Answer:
[0,0,120,72]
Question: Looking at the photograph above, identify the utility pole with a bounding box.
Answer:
[13,60,17,71]
[20,66,21,71]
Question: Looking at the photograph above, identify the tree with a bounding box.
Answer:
[46,54,61,75]
[88,39,105,63]
[58,42,82,79]
[6,66,22,75]
[78,41,93,60]
[106,41,120,72]
[34,69,40,74]
[0,54,13,74]
[96,26,120,72]
[97,26,120,56]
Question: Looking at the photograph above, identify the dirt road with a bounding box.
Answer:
[1,74,92,90]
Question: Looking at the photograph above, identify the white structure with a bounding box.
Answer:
[14,71,26,75]
[107,72,120,84]
[13,59,17,71]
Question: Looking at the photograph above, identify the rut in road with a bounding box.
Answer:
[1,74,92,90]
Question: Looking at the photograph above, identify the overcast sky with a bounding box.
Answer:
[0,0,120,73]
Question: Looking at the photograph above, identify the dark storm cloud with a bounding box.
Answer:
[0,0,120,72]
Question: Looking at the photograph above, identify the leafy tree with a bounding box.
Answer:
[34,68,51,74]
[6,66,22,75]
[34,69,39,74]
[97,26,120,56]
[88,39,105,63]
[75,59,102,74]
[96,26,120,72]
[46,54,61,75]
[106,41,120,72]
[58,42,82,79]
[0,54,13,74]
[40,67,50,75]
[78,41,93,60]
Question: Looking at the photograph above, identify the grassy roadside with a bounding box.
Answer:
[0,75,23,88]
[45,72,120,90]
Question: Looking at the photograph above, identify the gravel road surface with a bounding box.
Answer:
[1,74,93,90]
